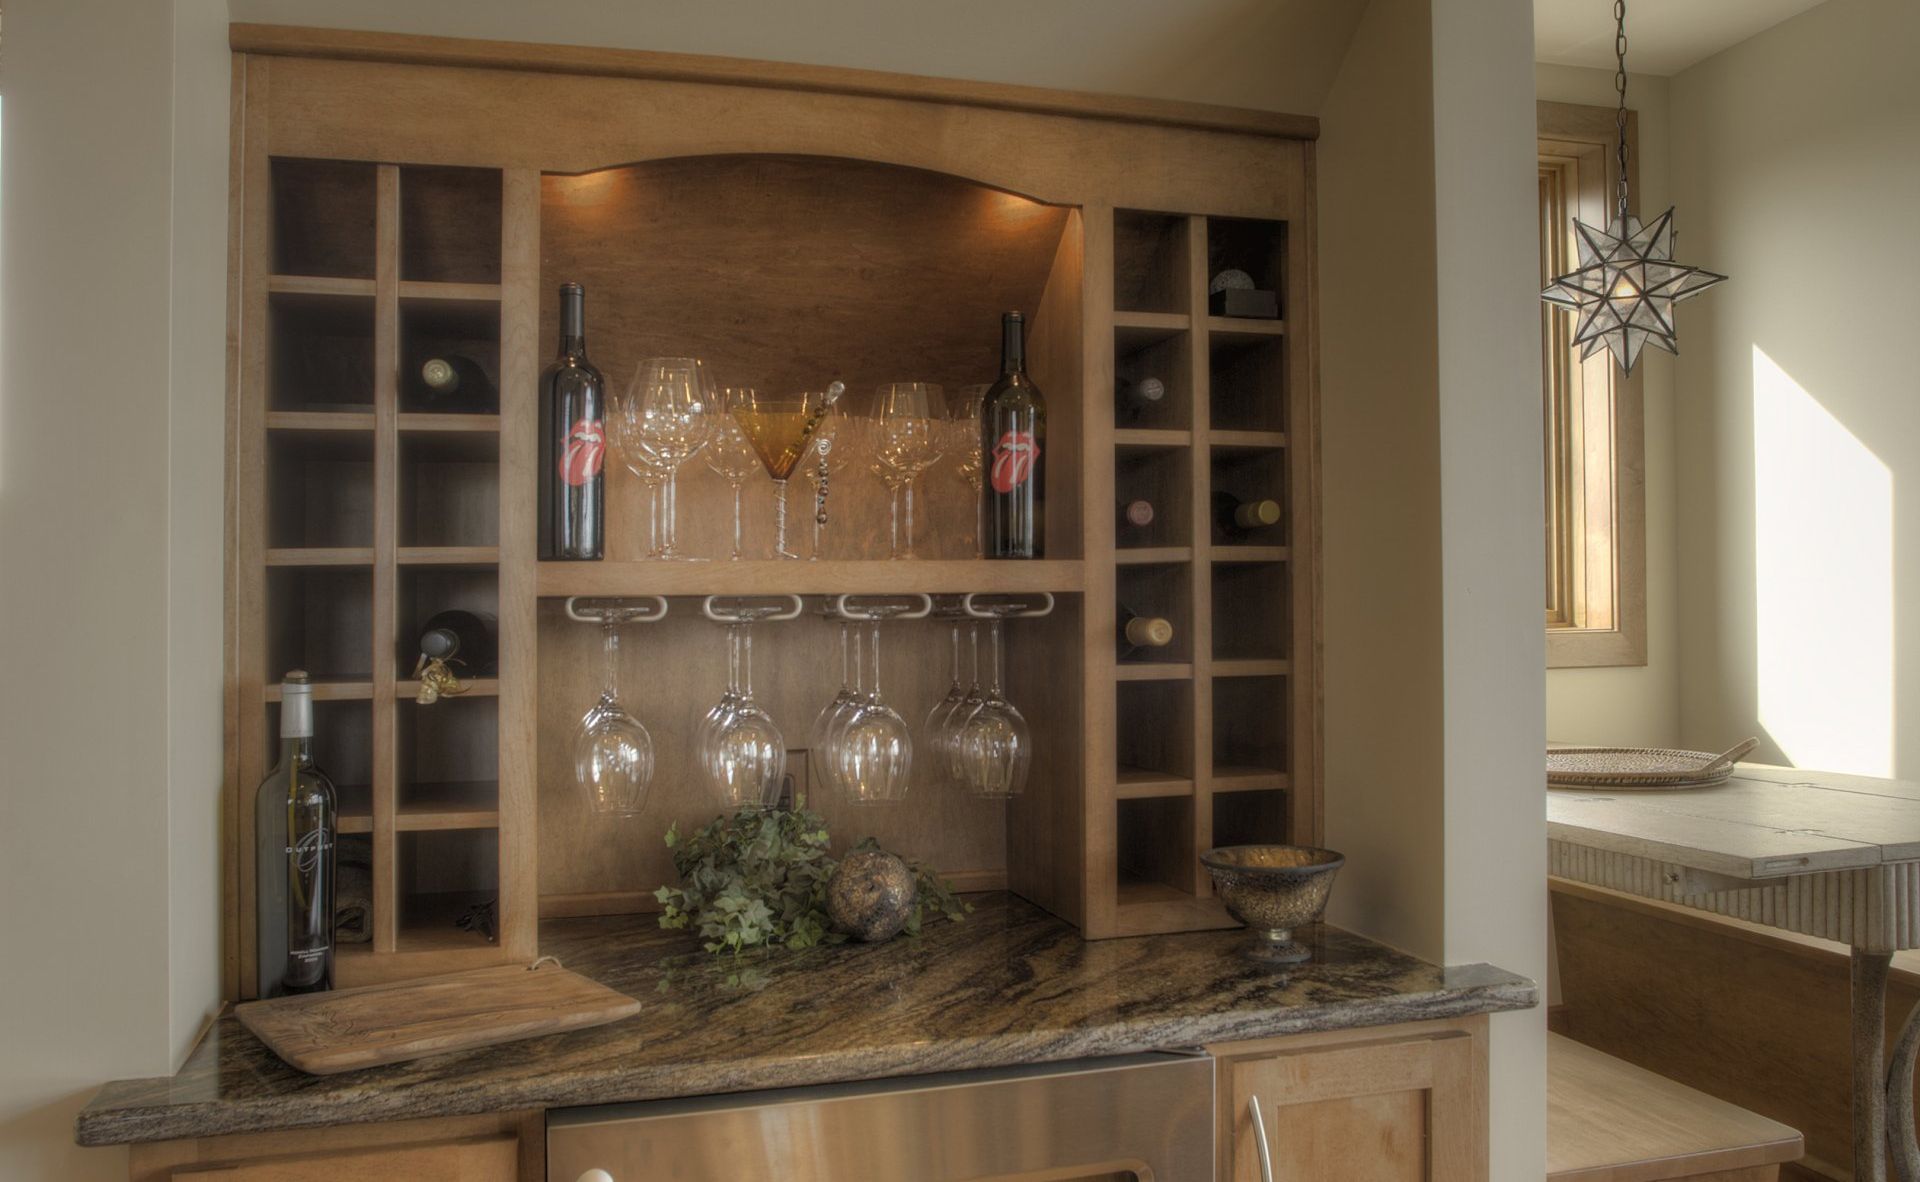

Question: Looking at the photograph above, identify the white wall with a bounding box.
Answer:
[1322,0,1546,1175]
[1536,64,1682,748]
[0,2,228,1178]
[1670,0,1920,776]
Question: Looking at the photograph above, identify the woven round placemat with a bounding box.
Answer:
[1547,738,1759,790]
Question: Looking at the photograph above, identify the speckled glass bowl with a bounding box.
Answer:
[1200,845,1345,965]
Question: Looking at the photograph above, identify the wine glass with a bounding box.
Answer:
[955,616,1031,798]
[609,418,670,559]
[699,600,792,811]
[810,620,861,798]
[573,614,655,815]
[922,619,971,789]
[621,357,713,561]
[705,387,764,561]
[829,608,915,804]
[733,384,845,560]
[870,382,946,559]
[949,384,990,558]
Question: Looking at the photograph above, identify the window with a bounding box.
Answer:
[1539,101,1646,668]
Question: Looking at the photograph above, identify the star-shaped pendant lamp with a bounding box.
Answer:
[1540,0,1726,375]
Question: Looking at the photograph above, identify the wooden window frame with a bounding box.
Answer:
[1539,100,1647,668]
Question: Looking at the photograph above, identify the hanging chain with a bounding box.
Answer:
[1613,0,1631,226]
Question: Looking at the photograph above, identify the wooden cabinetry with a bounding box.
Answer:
[129,1112,540,1182]
[223,24,1323,993]
[1211,1018,1489,1182]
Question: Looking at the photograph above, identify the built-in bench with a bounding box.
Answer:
[1549,1033,1803,1182]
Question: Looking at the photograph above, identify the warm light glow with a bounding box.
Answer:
[1753,345,1893,776]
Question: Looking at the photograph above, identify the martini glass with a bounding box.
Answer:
[705,387,763,561]
[732,382,845,560]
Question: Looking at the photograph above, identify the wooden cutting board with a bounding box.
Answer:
[236,962,642,1075]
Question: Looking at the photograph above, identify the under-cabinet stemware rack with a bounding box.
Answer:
[558,592,1056,627]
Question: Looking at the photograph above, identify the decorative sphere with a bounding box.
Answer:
[828,850,917,942]
[1210,268,1256,294]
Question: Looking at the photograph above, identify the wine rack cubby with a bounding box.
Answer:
[237,152,523,995]
[228,45,1317,987]
[1094,207,1312,937]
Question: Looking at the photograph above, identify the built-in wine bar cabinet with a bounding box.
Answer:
[226,28,1320,994]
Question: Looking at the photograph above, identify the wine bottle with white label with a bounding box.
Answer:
[1213,491,1282,541]
[538,283,605,560]
[1117,606,1175,660]
[983,311,1046,559]
[254,671,338,997]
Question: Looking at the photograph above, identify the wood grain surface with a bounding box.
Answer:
[236,963,641,1075]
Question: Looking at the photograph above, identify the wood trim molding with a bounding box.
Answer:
[228,23,1319,142]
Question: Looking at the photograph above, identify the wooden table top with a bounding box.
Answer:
[1548,763,1920,882]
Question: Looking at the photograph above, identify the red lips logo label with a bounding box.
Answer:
[560,417,604,487]
[990,429,1039,493]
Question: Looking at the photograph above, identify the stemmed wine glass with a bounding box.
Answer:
[698,596,800,810]
[870,383,946,559]
[733,383,845,560]
[949,384,990,558]
[705,387,763,561]
[617,357,713,561]
[568,598,665,815]
[810,620,861,796]
[818,595,928,804]
[955,610,1033,798]
[923,618,974,789]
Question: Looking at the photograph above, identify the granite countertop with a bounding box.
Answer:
[77,892,1535,1146]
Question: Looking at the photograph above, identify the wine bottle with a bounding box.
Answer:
[538,283,605,560]
[1119,498,1155,532]
[1214,491,1282,540]
[414,353,497,411]
[983,311,1046,559]
[1117,376,1165,423]
[417,609,495,676]
[254,671,338,998]
[1117,607,1175,659]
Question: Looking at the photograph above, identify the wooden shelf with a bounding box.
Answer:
[1206,316,1286,340]
[1114,428,1193,449]
[1116,767,1195,799]
[1113,310,1191,339]
[397,412,501,433]
[1214,766,1290,792]
[1214,658,1290,678]
[398,546,500,566]
[268,274,374,297]
[397,780,501,831]
[1116,661,1194,681]
[1213,546,1289,563]
[396,890,502,953]
[398,279,502,303]
[399,677,500,699]
[265,547,374,567]
[264,679,373,702]
[1209,430,1288,450]
[537,559,1085,597]
[1117,547,1192,565]
[266,410,375,432]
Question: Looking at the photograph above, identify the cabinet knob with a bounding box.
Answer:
[1248,1095,1275,1182]
[576,1170,615,1182]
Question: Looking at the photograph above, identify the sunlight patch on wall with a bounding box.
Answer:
[1753,345,1893,776]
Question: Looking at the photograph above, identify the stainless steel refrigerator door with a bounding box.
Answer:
[548,1052,1214,1181]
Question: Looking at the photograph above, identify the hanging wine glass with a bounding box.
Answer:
[955,614,1032,799]
[568,599,665,815]
[705,387,764,561]
[621,357,713,561]
[870,382,946,559]
[942,622,986,788]
[699,596,800,811]
[821,596,927,804]
[922,617,971,789]
[950,384,990,558]
[810,620,861,798]
[732,382,845,560]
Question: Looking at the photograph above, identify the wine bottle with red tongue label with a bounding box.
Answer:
[538,283,605,560]
[983,311,1046,559]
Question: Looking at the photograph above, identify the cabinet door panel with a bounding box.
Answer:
[169,1133,519,1181]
